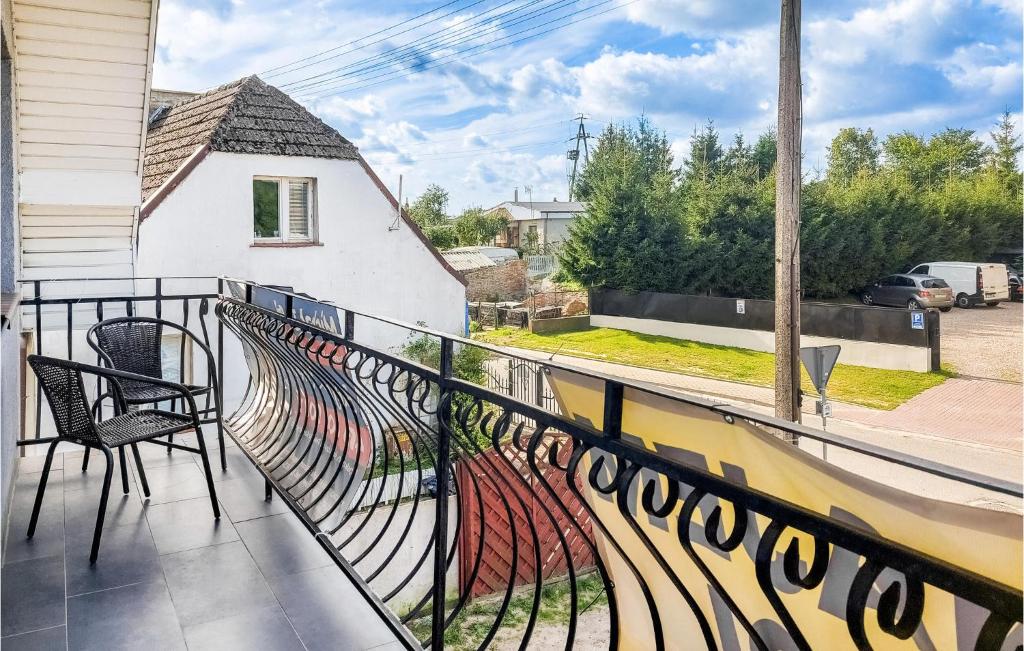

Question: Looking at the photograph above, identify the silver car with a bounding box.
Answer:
[860,274,954,311]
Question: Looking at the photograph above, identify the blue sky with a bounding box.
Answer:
[153,0,1023,211]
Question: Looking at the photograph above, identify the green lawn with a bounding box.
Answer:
[473,327,949,410]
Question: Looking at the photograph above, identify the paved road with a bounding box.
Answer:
[496,345,1023,511]
[940,301,1022,381]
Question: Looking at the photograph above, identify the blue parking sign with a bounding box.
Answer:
[911,311,925,330]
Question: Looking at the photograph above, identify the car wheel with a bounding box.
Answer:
[907,299,921,310]
[861,292,873,306]
[956,293,972,308]
[939,306,952,313]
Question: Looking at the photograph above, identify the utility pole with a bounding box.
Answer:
[567,113,592,200]
[775,0,802,424]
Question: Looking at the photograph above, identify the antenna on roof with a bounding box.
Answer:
[389,174,403,231]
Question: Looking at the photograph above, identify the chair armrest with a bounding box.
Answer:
[60,359,202,425]
[85,315,221,403]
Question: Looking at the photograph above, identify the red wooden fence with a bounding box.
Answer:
[457,436,594,598]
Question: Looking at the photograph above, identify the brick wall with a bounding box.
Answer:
[464,259,527,301]
[524,291,588,311]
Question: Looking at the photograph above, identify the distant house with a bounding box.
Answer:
[486,196,585,250]
[136,76,466,342]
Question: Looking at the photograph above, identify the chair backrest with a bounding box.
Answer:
[91,319,164,379]
[27,356,98,443]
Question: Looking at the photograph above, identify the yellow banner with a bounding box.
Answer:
[546,367,1022,650]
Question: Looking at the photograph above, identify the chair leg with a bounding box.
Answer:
[131,444,150,498]
[213,393,227,471]
[81,448,90,472]
[118,447,129,495]
[90,447,115,564]
[194,427,220,519]
[167,433,174,455]
[265,478,273,502]
[27,440,60,538]
[217,416,227,472]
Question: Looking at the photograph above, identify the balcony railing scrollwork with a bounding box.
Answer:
[214,279,1023,651]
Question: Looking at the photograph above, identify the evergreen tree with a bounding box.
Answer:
[988,110,1023,180]
[559,120,688,292]
[751,127,777,179]
[722,133,754,176]
[683,120,723,184]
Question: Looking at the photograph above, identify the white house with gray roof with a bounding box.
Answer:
[486,198,585,250]
[135,76,467,349]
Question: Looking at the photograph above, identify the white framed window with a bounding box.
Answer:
[253,176,317,242]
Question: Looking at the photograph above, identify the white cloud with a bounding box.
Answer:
[805,0,974,68]
[941,43,1023,95]
[310,94,385,123]
[574,32,776,119]
[624,0,777,36]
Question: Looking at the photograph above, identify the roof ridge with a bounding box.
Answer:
[142,75,359,202]
[208,75,265,142]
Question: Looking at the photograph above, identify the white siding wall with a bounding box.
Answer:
[12,0,156,280]
[137,152,467,394]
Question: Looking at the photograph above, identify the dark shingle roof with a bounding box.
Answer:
[142,76,359,200]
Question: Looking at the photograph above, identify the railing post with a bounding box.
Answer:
[155,278,162,319]
[285,294,294,320]
[431,337,454,650]
[344,310,354,340]
[603,380,624,438]
[535,364,544,408]
[244,282,252,305]
[216,278,225,416]
[33,280,42,442]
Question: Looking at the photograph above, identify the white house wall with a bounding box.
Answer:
[12,0,157,280]
[136,151,467,353]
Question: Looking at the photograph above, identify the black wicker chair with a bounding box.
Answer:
[85,316,227,471]
[26,355,220,563]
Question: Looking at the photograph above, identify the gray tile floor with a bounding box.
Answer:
[1,433,403,650]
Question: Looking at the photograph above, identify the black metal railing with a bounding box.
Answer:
[214,278,1022,651]
[17,277,223,448]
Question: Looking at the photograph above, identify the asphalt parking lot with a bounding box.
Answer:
[940,301,1023,382]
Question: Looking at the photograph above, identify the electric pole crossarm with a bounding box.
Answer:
[567,113,592,201]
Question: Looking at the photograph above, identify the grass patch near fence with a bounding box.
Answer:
[406,572,608,649]
[473,327,949,410]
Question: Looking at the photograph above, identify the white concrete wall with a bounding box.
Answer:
[137,152,467,400]
[519,216,572,247]
[590,314,932,372]
[334,496,459,613]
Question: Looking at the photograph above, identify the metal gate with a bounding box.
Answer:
[484,358,558,415]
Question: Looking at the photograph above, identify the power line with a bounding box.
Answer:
[260,0,484,78]
[281,0,568,93]
[293,0,620,97]
[297,0,634,100]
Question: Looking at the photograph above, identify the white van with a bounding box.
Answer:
[908,262,1009,308]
